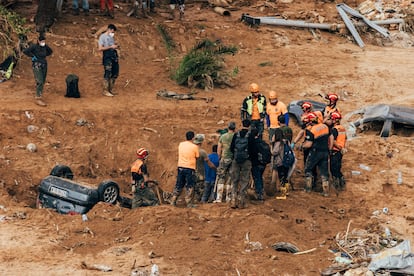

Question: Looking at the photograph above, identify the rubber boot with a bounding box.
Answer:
[322,180,329,197]
[285,182,290,196]
[230,195,237,209]
[239,194,247,209]
[332,177,340,196]
[109,78,117,95]
[35,96,47,107]
[305,176,313,193]
[102,79,114,97]
[170,195,177,206]
[340,176,346,191]
[225,183,232,202]
[214,183,224,203]
[185,188,196,208]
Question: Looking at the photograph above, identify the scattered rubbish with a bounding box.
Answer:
[294,247,317,255]
[213,7,230,16]
[24,111,32,119]
[151,264,159,276]
[351,170,361,176]
[372,210,381,216]
[0,205,6,211]
[244,232,263,252]
[26,143,37,153]
[384,227,391,238]
[382,207,389,215]
[368,240,414,273]
[397,171,403,185]
[335,256,352,265]
[82,214,88,222]
[27,125,39,133]
[76,118,88,126]
[81,262,112,272]
[359,164,371,171]
[271,242,300,253]
[156,89,214,103]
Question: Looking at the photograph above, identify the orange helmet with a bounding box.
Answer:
[330,111,342,121]
[249,83,260,93]
[301,101,312,111]
[327,93,339,102]
[269,90,278,100]
[136,148,149,160]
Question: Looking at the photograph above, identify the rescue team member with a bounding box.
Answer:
[328,111,347,191]
[131,148,159,208]
[265,90,289,143]
[23,34,53,107]
[292,101,323,150]
[171,131,200,207]
[241,83,267,139]
[323,93,341,123]
[215,121,236,203]
[100,0,115,18]
[98,24,119,97]
[302,112,333,196]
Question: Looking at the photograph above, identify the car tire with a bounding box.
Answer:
[50,165,74,180]
[97,181,119,204]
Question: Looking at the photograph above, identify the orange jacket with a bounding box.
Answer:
[333,124,346,151]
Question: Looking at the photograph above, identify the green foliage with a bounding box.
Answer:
[258,61,273,67]
[156,24,175,55]
[0,5,29,59]
[173,39,238,89]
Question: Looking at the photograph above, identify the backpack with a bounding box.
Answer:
[282,141,295,168]
[65,74,80,98]
[234,132,250,164]
[257,139,271,165]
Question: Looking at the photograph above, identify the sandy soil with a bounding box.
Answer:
[1,0,414,275]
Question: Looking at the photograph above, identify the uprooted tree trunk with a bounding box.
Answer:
[35,0,57,33]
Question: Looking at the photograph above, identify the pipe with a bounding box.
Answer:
[214,7,230,16]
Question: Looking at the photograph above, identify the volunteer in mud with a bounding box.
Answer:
[23,34,53,107]
[131,148,159,208]
[170,131,200,207]
[322,93,341,123]
[265,90,289,142]
[302,112,333,197]
[241,83,267,139]
[98,24,119,97]
[229,119,255,209]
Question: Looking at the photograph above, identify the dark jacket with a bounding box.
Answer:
[23,43,53,65]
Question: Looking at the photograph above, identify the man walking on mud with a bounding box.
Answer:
[98,24,119,97]
[23,34,53,107]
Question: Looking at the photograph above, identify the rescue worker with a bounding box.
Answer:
[229,119,255,209]
[100,0,115,18]
[131,148,159,208]
[323,93,341,123]
[171,131,199,207]
[265,90,289,143]
[98,24,119,97]
[169,0,185,20]
[23,34,53,107]
[241,83,267,139]
[328,111,347,191]
[292,102,322,148]
[214,121,236,203]
[193,134,217,203]
[302,112,333,196]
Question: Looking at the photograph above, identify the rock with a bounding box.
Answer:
[26,143,37,153]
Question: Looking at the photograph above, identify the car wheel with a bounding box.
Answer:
[50,165,74,180]
[97,181,119,204]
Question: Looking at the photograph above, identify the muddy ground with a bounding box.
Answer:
[0,0,414,275]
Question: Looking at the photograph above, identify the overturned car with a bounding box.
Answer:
[346,104,414,137]
[287,100,326,126]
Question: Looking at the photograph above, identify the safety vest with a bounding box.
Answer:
[246,95,266,119]
[333,124,346,151]
[131,159,143,175]
[315,110,323,124]
[324,106,340,118]
[310,123,329,140]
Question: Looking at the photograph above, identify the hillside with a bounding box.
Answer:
[1,0,414,275]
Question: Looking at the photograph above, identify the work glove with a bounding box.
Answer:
[290,142,295,150]
[31,56,38,61]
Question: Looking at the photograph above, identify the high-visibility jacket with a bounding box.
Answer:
[306,123,330,151]
[324,105,341,119]
[131,159,143,174]
[241,95,266,120]
[333,124,346,151]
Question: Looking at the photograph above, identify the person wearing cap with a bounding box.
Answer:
[171,131,200,207]
[23,34,53,107]
[214,121,236,203]
[131,148,159,208]
[265,90,288,143]
[302,112,333,196]
[98,24,119,97]
[241,83,267,139]
[193,134,217,204]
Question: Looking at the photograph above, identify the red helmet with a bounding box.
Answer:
[136,148,149,160]
[301,102,312,111]
[306,112,318,123]
[330,111,342,121]
[327,93,339,102]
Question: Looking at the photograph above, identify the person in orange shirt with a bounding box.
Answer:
[171,131,200,207]
[241,83,267,138]
[323,93,341,123]
[265,90,289,142]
